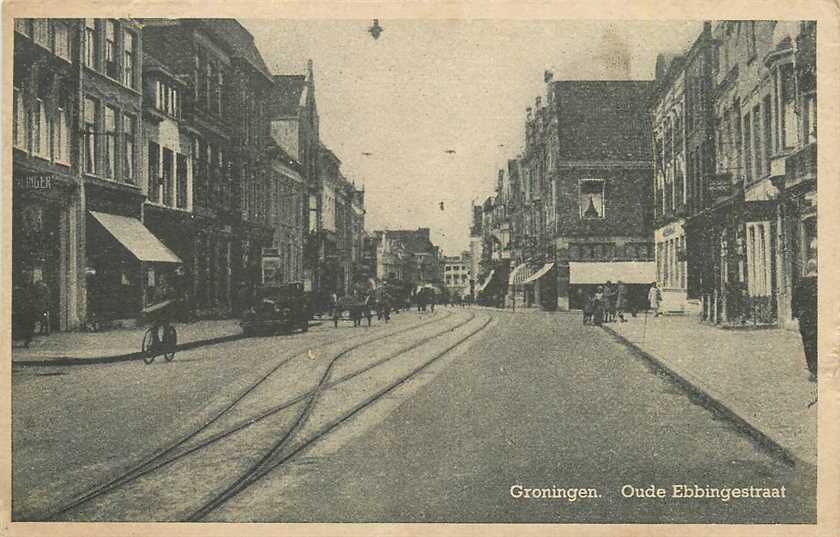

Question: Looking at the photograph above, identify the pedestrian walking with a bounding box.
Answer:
[647,282,662,317]
[380,292,392,323]
[581,288,594,325]
[593,286,606,326]
[604,280,617,322]
[792,259,818,382]
[616,281,628,322]
[32,278,51,335]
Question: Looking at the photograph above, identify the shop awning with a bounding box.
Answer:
[508,263,530,285]
[475,270,495,293]
[521,263,554,284]
[569,261,655,285]
[90,211,182,263]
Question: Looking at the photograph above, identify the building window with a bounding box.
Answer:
[123,114,136,182]
[743,111,752,182]
[13,88,27,151]
[155,80,179,117]
[762,95,772,173]
[803,93,817,144]
[148,141,160,202]
[84,19,97,69]
[191,136,203,206]
[104,106,117,178]
[752,104,761,180]
[780,64,799,149]
[194,52,203,101]
[123,30,135,88]
[84,97,98,174]
[33,19,51,48]
[206,62,214,110]
[176,153,189,209]
[53,21,70,60]
[33,99,49,159]
[579,179,605,219]
[162,148,174,207]
[746,21,757,60]
[105,20,118,79]
[54,107,71,165]
[216,69,224,115]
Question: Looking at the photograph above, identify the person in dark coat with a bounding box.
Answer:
[13,277,37,347]
[615,281,628,322]
[592,286,606,326]
[792,259,818,382]
[32,279,51,334]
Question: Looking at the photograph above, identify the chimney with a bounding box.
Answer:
[544,70,554,83]
[526,106,533,121]
[535,96,542,108]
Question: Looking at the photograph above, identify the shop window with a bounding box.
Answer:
[123,114,136,182]
[104,106,117,178]
[746,222,772,297]
[53,21,70,60]
[105,20,118,79]
[84,19,97,70]
[84,97,98,174]
[176,154,188,209]
[579,179,605,219]
[148,141,160,202]
[123,30,135,88]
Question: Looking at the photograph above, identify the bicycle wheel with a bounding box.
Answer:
[163,325,177,362]
[142,328,157,364]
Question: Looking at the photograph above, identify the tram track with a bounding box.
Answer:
[42,309,457,521]
[188,311,493,521]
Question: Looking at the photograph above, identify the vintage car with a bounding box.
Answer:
[240,283,312,336]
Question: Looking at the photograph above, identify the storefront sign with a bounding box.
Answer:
[15,174,53,190]
[707,174,732,200]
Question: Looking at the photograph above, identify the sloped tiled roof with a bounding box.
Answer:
[201,19,273,81]
[272,75,307,116]
[551,80,654,162]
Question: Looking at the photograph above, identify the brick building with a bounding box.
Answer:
[13,19,85,330]
[535,79,656,310]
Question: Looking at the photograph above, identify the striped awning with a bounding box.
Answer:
[521,263,554,284]
[508,263,530,285]
[475,270,495,293]
[569,262,655,284]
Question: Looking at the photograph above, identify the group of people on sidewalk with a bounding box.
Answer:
[581,280,641,325]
